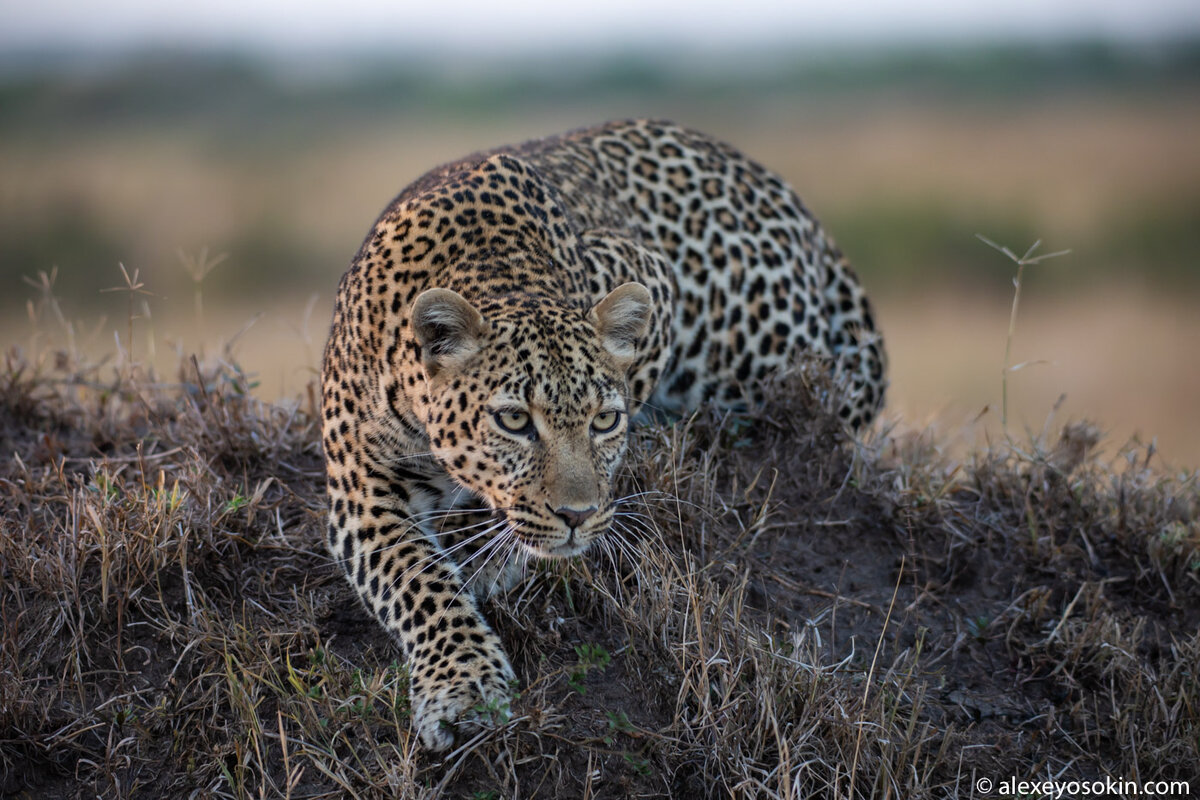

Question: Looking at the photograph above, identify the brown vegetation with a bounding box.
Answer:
[1,322,1196,797]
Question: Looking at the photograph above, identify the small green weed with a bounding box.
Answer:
[472,694,513,725]
[567,643,612,695]
[223,493,248,515]
[603,710,634,745]
[623,753,652,776]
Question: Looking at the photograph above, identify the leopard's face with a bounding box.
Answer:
[412,286,650,559]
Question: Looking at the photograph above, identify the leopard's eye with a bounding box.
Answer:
[591,409,621,434]
[495,409,532,435]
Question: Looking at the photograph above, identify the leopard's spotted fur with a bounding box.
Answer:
[322,119,886,749]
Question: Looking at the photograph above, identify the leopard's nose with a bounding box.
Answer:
[554,505,597,529]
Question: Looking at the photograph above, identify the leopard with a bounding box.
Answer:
[321,119,886,751]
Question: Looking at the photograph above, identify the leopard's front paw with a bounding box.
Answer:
[410,646,517,751]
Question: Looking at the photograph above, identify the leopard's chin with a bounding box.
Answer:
[519,531,599,560]
[541,541,590,559]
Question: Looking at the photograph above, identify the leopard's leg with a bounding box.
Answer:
[326,463,516,750]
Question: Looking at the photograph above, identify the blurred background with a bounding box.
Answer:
[2,1,1198,465]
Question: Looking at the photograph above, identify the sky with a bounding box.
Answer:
[2,0,1199,55]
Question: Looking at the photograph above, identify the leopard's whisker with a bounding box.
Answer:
[607,522,648,598]
[611,512,664,546]
[426,519,509,563]
[485,531,524,598]
[391,503,523,578]
[386,519,510,594]
[612,509,658,528]
[461,522,513,578]
[323,512,502,570]
[407,502,493,524]
[452,525,517,605]
[613,522,662,577]
[619,394,672,417]
[614,489,680,505]
[388,451,436,462]
[336,500,519,565]
[601,535,628,587]
[593,536,620,597]
[610,521,647,562]
[615,490,705,516]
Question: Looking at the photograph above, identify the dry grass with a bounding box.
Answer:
[1,295,1197,798]
[8,282,1200,466]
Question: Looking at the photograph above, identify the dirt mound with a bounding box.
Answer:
[1,353,1196,798]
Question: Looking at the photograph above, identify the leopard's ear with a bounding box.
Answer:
[411,288,488,377]
[589,282,652,363]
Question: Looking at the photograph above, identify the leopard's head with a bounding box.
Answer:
[410,282,651,558]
